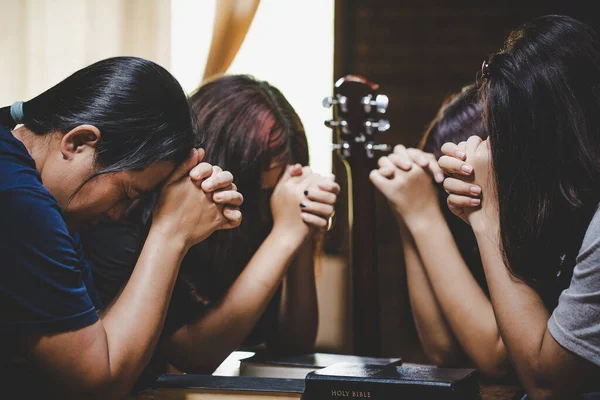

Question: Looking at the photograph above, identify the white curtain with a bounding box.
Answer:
[0,0,171,105]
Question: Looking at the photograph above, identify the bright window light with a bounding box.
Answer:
[171,0,335,175]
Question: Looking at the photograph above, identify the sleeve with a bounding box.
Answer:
[0,188,98,334]
[82,220,144,308]
[548,207,600,366]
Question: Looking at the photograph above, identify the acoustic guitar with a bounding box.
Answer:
[323,75,390,356]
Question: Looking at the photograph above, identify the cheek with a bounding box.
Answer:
[67,179,122,215]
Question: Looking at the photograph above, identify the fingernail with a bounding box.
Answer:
[456,151,465,158]
[304,190,309,196]
[435,172,445,182]
[204,181,213,190]
[471,198,481,205]
[470,186,481,195]
[461,164,473,174]
[300,202,306,208]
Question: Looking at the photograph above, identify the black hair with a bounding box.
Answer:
[482,15,600,297]
[0,56,196,183]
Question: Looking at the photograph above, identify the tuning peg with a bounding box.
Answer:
[322,95,348,112]
[361,94,389,113]
[329,142,350,151]
[329,141,351,158]
[324,119,349,133]
[365,143,390,159]
[364,119,390,134]
[366,143,391,152]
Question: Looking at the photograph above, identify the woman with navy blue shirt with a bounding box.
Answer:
[0,56,243,399]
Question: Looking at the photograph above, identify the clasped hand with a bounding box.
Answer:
[152,148,243,249]
[438,136,496,230]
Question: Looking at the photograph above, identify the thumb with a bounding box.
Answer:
[279,164,296,183]
[369,169,389,195]
[166,148,199,184]
[197,148,205,163]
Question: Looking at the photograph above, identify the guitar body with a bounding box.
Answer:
[324,76,390,356]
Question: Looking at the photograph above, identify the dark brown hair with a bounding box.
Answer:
[181,74,309,300]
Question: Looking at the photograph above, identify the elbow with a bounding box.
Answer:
[476,348,512,380]
[59,370,126,400]
[423,345,462,368]
[477,358,512,380]
[521,370,572,400]
[420,334,462,367]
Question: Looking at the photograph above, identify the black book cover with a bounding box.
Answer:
[304,363,481,400]
[153,373,305,394]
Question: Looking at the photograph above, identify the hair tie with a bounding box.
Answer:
[481,60,491,79]
[10,101,24,124]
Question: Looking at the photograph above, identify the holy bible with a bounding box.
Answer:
[303,363,481,400]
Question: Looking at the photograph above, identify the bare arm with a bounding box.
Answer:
[163,167,337,373]
[399,221,464,367]
[472,219,598,399]
[163,229,306,373]
[29,227,187,399]
[371,146,509,377]
[269,236,319,354]
[406,207,510,378]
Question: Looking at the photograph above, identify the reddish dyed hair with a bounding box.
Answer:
[181,74,309,301]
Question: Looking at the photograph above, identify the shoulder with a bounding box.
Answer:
[576,204,600,264]
[547,203,600,366]
[0,126,39,192]
[0,187,99,334]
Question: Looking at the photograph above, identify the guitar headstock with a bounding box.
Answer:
[323,75,390,160]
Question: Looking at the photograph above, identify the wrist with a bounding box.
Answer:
[470,214,499,238]
[269,225,306,253]
[149,220,192,253]
[403,207,445,236]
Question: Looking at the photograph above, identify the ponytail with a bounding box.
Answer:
[0,101,26,130]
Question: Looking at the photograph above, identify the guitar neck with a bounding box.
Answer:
[346,154,380,356]
[324,74,389,357]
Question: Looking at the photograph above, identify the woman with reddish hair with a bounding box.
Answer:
[83,74,339,379]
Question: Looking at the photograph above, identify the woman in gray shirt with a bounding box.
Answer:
[440,15,600,399]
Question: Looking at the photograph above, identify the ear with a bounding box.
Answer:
[60,125,101,160]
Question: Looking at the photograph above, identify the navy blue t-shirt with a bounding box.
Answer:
[0,124,102,340]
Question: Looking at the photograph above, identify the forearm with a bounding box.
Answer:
[472,222,555,393]
[400,220,463,366]
[272,237,318,354]
[100,225,187,395]
[406,211,509,377]
[165,229,305,373]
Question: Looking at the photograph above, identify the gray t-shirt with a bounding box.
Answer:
[548,204,600,366]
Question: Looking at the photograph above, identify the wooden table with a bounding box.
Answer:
[481,383,524,400]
